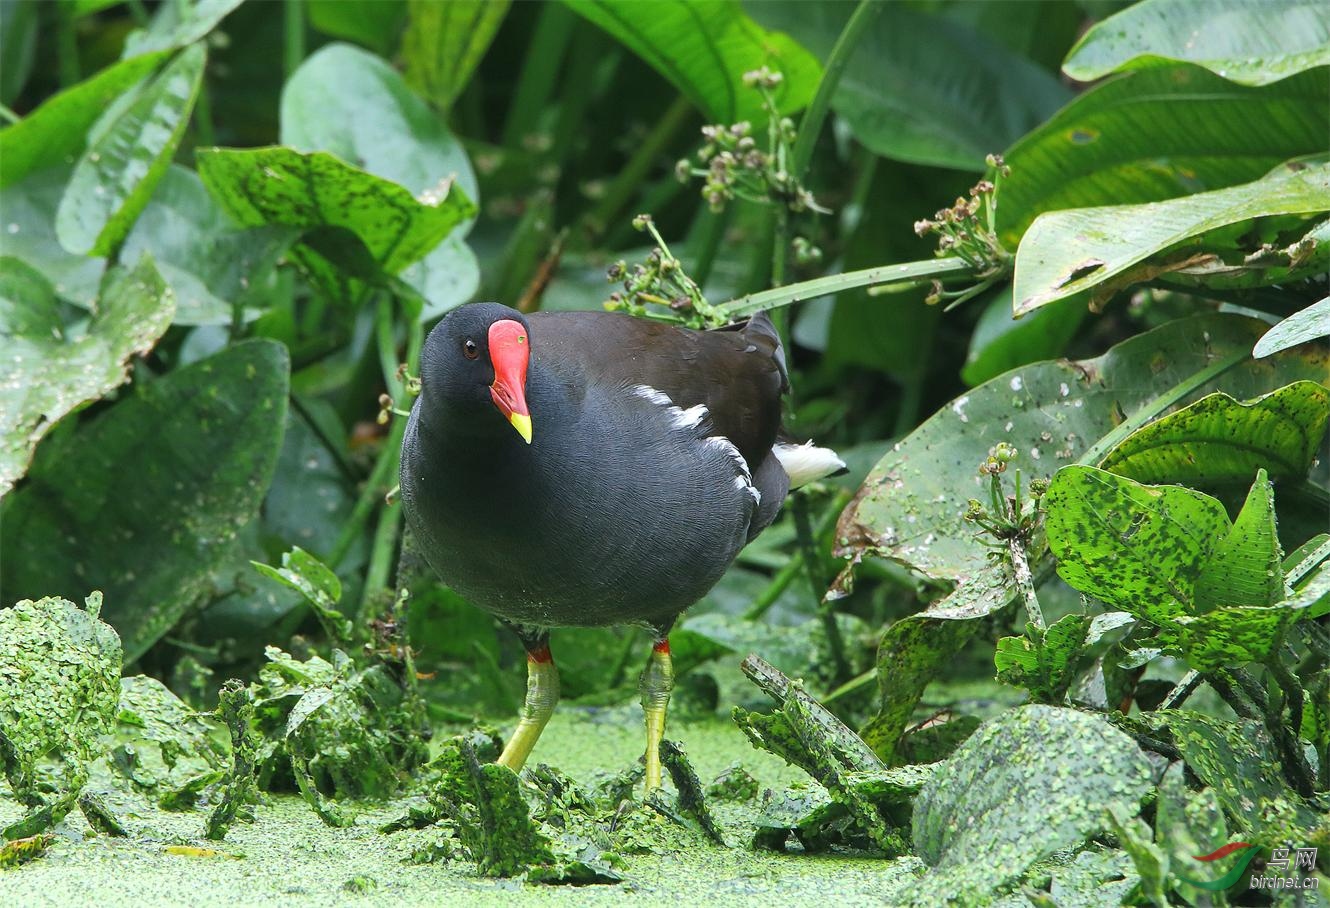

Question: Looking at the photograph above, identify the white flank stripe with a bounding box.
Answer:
[704,436,760,505]
[631,384,759,505]
[631,385,710,433]
[673,403,708,431]
[774,441,845,489]
[630,384,674,407]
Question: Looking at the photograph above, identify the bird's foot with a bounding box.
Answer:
[639,639,674,793]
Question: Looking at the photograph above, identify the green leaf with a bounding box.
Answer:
[280,43,479,205]
[962,287,1086,387]
[1193,470,1284,611]
[1172,604,1293,669]
[281,659,426,803]
[993,613,1091,703]
[122,0,244,57]
[1254,296,1330,358]
[1100,382,1330,485]
[735,655,907,855]
[911,705,1152,904]
[400,235,481,321]
[0,50,168,189]
[196,146,476,302]
[70,0,124,14]
[998,65,1329,245]
[0,255,61,337]
[0,255,175,497]
[837,313,1330,597]
[0,340,290,661]
[279,42,480,314]
[1045,847,1143,908]
[564,0,821,123]
[402,0,511,112]
[262,404,361,562]
[749,1,1070,171]
[110,675,228,795]
[1145,710,1329,847]
[1013,162,1330,314]
[860,613,977,763]
[307,0,406,56]
[252,547,352,644]
[1104,808,1170,908]
[1063,0,1330,87]
[1044,465,1231,623]
[56,44,206,256]
[1153,763,1231,905]
[0,167,105,307]
[1284,559,1330,619]
[1284,532,1330,583]
[121,164,298,325]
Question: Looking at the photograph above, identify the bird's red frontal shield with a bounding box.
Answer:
[488,319,532,443]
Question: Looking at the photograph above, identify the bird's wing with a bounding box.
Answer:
[527,310,786,469]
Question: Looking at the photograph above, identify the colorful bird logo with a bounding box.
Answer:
[1176,842,1260,891]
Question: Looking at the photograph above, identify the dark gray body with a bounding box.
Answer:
[399,309,789,631]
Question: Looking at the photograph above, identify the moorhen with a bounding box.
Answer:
[400,302,843,788]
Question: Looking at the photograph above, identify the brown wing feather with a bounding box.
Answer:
[527,310,785,467]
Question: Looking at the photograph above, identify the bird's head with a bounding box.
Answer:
[419,302,533,444]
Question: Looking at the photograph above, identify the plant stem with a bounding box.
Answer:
[771,206,789,288]
[284,0,305,80]
[1210,667,1315,796]
[823,666,876,705]
[686,206,730,289]
[501,2,575,148]
[1159,669,1202,710]
[0,103,19,125]
[790,0,879,183]
[1007,536,1044,630]
[1267,655,1304,758]
[743,491,848,621]
[193,80,215,148]
[375,294,402,398]
[582,95,692,239]
[1204,669,1261,720]
[56,1,80,88]
[794,493,849,683]
[356,309,424,628]
[126,0,149,26]
[719,256,973,321]
[742,551,804,621]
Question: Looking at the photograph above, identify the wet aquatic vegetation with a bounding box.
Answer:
[0,833,56,869]
[247,646,429,822]
[0,594,121,839]
[390,727,741,884]
[205,680,259,841]
[734,655,917,855]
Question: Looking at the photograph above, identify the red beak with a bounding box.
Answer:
[488,319,532,443]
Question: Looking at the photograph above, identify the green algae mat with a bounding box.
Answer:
[2,593,1329,907]
[0,712,920,907]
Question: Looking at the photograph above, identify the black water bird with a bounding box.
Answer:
[400,302,843,788]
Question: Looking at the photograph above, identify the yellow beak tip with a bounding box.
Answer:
[509,413,533,444]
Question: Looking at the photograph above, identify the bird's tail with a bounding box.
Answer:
[773,441,846,489]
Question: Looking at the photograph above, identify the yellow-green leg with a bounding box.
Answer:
[497,639,559,772]
[639,637,675,791]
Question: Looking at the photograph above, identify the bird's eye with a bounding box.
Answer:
[463,339,479,360]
